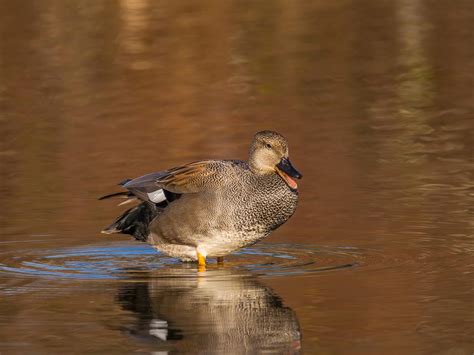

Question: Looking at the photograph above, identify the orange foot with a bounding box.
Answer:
[197,251,206,272]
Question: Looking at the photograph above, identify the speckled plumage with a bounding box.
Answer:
[101,131,301,262]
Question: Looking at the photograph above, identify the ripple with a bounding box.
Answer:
[0,242,374,281]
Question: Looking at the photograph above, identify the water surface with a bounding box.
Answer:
[0,1,473,354]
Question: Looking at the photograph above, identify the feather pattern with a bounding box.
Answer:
[125,161,218,193]
[100,131,301,262]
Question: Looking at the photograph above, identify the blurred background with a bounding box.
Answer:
[0,0,473,354]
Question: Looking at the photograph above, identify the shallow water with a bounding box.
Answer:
[0,1,473,354]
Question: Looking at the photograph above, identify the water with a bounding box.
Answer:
[0,1,473,354]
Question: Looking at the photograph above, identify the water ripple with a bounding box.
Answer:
[0,242,384,282]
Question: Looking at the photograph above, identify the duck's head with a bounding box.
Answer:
[249,130,302,189]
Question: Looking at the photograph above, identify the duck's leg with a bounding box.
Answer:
[197,252,206,266]
[217,256,224,264]
[196,249,206,271]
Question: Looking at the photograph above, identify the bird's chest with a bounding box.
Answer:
[231,180,299,234]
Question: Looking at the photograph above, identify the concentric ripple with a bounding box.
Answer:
[0,242,372,281]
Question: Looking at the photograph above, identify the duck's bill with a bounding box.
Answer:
[276,158,302,190]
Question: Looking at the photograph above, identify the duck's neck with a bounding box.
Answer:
[248,151,274,176]
[248,159,274,176]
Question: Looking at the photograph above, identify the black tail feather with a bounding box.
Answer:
[98,191,132,200]
[98,178,133,200]
[101,202,160,242]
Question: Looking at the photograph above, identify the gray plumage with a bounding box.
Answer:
[101,130,302,262]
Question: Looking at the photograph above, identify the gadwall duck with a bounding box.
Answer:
[100,130,302,266]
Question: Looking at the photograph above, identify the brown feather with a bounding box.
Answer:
[154,161,217,192]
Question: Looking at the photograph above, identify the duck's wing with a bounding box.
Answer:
[123,160,231,199]
[100,160,241,206]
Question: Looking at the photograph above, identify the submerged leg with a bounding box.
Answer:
[217,256,224,264]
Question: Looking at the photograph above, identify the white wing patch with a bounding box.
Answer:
[147,189,167,203]
[149,319,168,341]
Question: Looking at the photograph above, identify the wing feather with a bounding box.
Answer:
[124,160,220,195]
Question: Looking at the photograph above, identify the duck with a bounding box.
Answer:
[100,130,302,267]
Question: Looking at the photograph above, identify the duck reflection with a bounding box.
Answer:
[116,267,301,353]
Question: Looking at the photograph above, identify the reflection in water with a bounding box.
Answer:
[119,0,154,71]
[116,268,301,354]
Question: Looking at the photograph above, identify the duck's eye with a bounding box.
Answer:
[265,143,272,149]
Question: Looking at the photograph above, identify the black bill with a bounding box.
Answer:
[276,158,302,179]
